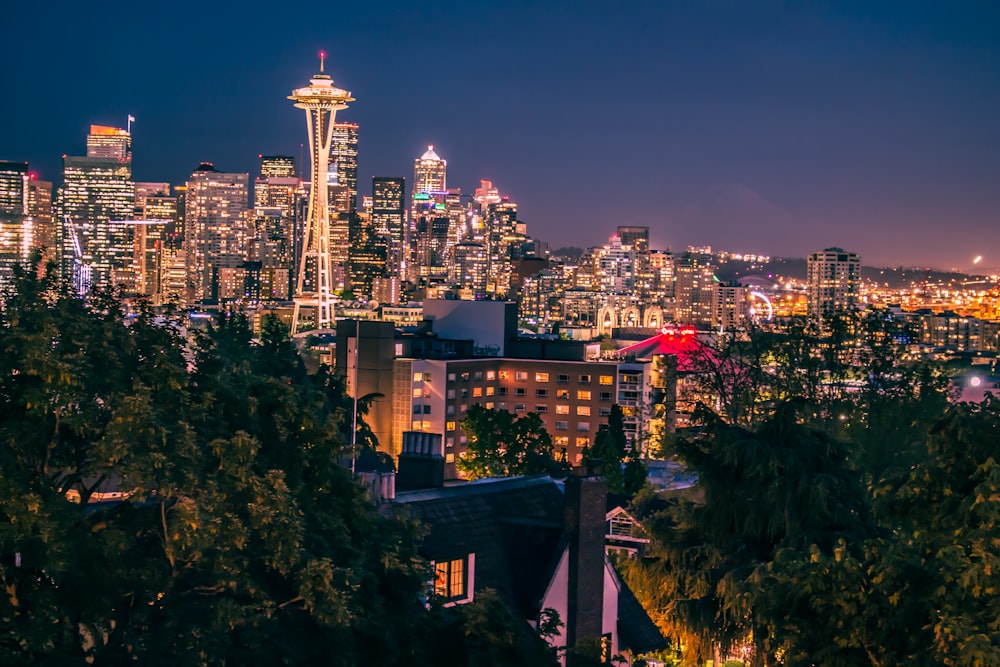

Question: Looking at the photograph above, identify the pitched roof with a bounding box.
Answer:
[394,475,565,618]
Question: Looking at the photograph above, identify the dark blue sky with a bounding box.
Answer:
[3,1,999,269]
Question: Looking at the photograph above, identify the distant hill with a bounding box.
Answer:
[716,257,984,289]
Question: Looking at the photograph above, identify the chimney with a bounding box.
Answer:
[563,459,608,653]
[396,431,445,491]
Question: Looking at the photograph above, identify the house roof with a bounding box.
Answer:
[395,475,565,619]
[616,570,671,654]
[615,328,719,371]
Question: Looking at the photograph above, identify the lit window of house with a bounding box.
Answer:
[599,375,614,386]
[433,555,474,603]
[535,372,549,382]
[486,370,496,381]
[556,404,570,415]
[515,371,528,381]
[577,405,591,416]
[577,390,592,401]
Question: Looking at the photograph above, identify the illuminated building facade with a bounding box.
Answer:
[0,160,32,287]
[807,247,861,321]
[184,163,250,304]
[372,177,406,278]
[330,122,359,212]
[258,155,295,178]
[28,176,54,263]
[289,54,355,332]
[674,248,716,325]
[58,153,134,293]
[451,242,488,300]
[86,125,132,161]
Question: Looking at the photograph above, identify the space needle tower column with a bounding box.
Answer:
[289,52,355,334]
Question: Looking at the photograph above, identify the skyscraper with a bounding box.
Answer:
[59,144,134,293]
[0,160,32,287]
[27,175,55,263]
[184,163,250,304]
[372,177,406,278]
[330,122,359,212]
[412,145,446,199]
[807,247,861,321]
[258,155,296,178]
[289,53,354,332]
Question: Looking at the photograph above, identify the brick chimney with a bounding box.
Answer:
[395,431,445,491]
[563,459,608,654]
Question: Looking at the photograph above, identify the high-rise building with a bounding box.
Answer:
[372,177,406,277]
[330,122,359,212]
[28,176,55,263]
[616,226,649,252]
[184,163,249,304]
[674,248,715,326]
[451,242,488,299]
[413,145,446,199]
[0,160,32,287]
[86,125,132,161]
[58,151,134,293]
[259,155,295,178]
[289,53,354,332]
[807,247,861,321]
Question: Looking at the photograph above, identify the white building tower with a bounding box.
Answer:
[289,52,354,333]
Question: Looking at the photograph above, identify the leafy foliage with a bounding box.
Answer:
[456,405,561,479]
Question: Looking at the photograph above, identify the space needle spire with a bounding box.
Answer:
[288,51,355,333]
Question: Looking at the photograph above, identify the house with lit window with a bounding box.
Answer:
[390,452,667,665]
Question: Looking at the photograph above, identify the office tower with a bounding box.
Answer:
[413,145,446,199]
[330,122,358,212]
[135,187,183,303]
[595,234,637,293]
[259,155,295,178]
[348,215,388,301]
[484,195,518,297]
[28,176,55,263]
[372,177,406,277]
[0,160,32,287]
[616,226,649,252]
[86,125,132,161]
[451,242,488,299]
[712,282,748,331]
[184,163,250,304]
[59,150,134,293]
[807,247,861,321]
[674,248,715,326]
[289,53,354,333]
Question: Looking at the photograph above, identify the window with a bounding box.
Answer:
[446,437,454,447]
[486,370,496,381]
[515,371,528,381]
[577,405,591,416]
[474,371,483,381]
[434,556,472,602]
[473,387,482,397]
[577,390,592,401]
[485,402,494,409]
[498,387,508,396]
[499,371,509,380]
[555,421,569,430]
[599,375,614,386]
[536,388,548,398]
[579,374,591,384]
[535,372,549,383]
[535,404,548,413]
[609,515,637,538]
[446,421,456,431]
[577,422,590,432]
[461,388,469,398]
[599,391,612,401]
[557,389,570,400]
[486,386,495,396]
[447,389,456,399]
[557,374,569,383]
[599,407,611,417]
[413,405,423,414]
[445,453,455,463]
[412,388,424,398]
[497,403,506,411]
[448,373,456,382]
[447,404,455,415]
[554,436,569,447]
[514,403,526,413]
[413,372,424,382]
[576,437,590,448]
[556,404,570,415]
[460,372,470,382]
[515,387,526,397]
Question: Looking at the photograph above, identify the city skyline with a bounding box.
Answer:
[3,1,999,269]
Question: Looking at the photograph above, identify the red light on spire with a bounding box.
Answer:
[319,50,326,73]
[29,172,38,180]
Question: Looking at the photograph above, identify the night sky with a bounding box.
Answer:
[3,1,999,269]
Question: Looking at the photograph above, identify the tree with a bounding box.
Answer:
[457,405,560,479]
[621,404,872,666]
[0,263,435,665]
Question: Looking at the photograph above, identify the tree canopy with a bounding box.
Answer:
[456,405,560,479]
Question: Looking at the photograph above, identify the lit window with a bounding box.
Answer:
[499,371,509,380]
[535,372,549,383]
[515,371,528,381]
[554,436,569,446]
[557,389,570,400]
[413,388,423,398]
[473,387,482,397]
[445,453,455,463]
[485,402,494,409]
[577,390,591,401]
[446,421,456,431]
[600,375,613,386]
[460,372,470,381]
[576,437,590,448]
[414,372,424,382]
[434,557,469,601]
[486,370,496,381]
[577,405,591,416]
[486,386,495,396]
[556,404,570,415]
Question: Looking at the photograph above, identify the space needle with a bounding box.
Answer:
[288,52,355,334]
